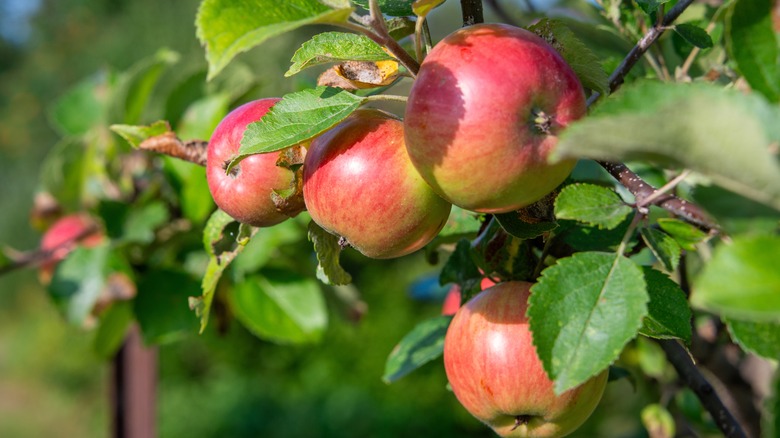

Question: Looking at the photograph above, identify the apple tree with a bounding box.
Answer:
[2,0,779,436]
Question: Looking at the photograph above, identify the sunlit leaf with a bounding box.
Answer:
[554,82,780,211]
[530,251,648,394]
[554,183,633,230]
[726,318,780,360]
[286,32,394,77]
[640,227,681,272]
[197,0,353,79]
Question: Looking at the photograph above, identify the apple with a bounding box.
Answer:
[443,281,607,437]
[206,98,304,227]
[39,213,104,283]
[442,277,497,316]
[302,109,452,259]
[404,23,586,213]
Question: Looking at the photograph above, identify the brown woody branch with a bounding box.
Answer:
[460,0,484,27]
[658,339,748,438]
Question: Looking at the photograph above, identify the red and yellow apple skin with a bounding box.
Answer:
[39,213,104,283]
[443,281,608,437]
[404,24,586,213]
[206,98,301,227]
[303,109,451,259]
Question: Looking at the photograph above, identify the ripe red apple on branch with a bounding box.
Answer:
[303,109,452,259]
[444,281,607,437]
[39,213,104,283]
[206,98,305,227]
[405,23,586,213]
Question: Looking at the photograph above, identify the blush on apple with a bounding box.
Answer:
[302,109,452,259]
[206,98,305,227]
[444,281,608,437]
[404,23,586,213]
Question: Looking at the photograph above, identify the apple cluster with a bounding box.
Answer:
[206,23,585,259]
[204,23,601,437]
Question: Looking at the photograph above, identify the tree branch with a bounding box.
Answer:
[0,224,101,276]
[587,0,695,106]
[598,161,717,231]
[658,339,748,438]
[460,0,484,26]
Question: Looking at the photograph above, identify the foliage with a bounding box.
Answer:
[3,0,779,436]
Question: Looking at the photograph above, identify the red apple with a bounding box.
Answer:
[303,109,452,259]
[39,213,104,283]
[442,277,497,316]
[206,98,304,227]
[444,281,607,437]
[404,23,586,213]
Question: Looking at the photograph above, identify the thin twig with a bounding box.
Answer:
[138,132,208,166]
[460,0,484,26]
[658,340,748,438]
[587,0,695,106]
[0,224,101,276]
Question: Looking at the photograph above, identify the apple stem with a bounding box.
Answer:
[510,415,531,431]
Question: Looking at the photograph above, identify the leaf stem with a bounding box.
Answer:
[364,94,408,103]
[616,211,642,257]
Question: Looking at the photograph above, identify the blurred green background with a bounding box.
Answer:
[0,0,653,436]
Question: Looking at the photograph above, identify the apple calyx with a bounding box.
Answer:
[512,415,533,431]
[531,109,554,135]
[223,159,241,178]
[270,145,307,217]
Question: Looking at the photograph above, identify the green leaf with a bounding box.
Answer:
[690,185,780,236]
[691,235,780,322]
[769,367,780,438]
[192,210,256,332]
[230,270,327,344]
[412,0,445,17]
[495,212,557,239]
[553,82,780,211]
[176,93,232,140]
[640,227,681,272]
[232,219,304,281]
[308,220,352,285]
[113,49,180,125]
[122,202,170,245]
[528,19,610,95]
[110,121,172,148]
[727,0,780,102]
[135,270,200,345]
[383,315,451,383]
[640,267,691,343]
[641,404,676,438]
[558,217,633,252]
[726,318,780,360]
[351,0,419,16]
[39,138,87,210]
[386,17,416,40]
[529,251,648,394]
[233,86,365,170]
[439,239,482,301]
[162,158,215,225]
[286,32,394,77]
[197,0,353,79]
[657,218,709,251]
[634,0,672,16]
[93,301,134,358]
[48,243,113,324]
[674,23,713,49]
[554,183,632,230]
[438,206,483,238]
[49,73,108,136]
